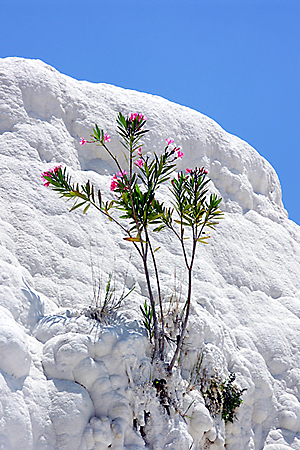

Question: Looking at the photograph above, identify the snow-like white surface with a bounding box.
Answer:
[0,57,300,450]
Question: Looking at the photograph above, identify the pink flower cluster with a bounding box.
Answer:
[110,170,128,191]
[41,166,61,187]
[129,113,147,121]
[104,133,111,143]
[165,138,174,146]
[172,147,184,159]
[134,148,143,167]
[165,139,184,159]
[185,167,208,175]
[135,159,144,168]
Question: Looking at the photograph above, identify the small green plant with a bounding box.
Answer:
[140,300,154,342]
[41,113,223,370]
[220,373,246,423]
[181,399,196,423]
[83,273,134,322]
[201,370,246,423]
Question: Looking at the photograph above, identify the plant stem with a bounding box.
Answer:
[168,264,192,372]
[147,232,165,359]
[168,220,207,372]
[142,253,159,357]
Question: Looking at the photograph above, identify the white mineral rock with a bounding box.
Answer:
[0,57,300,450]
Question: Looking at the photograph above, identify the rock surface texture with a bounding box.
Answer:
[0,57,300,450]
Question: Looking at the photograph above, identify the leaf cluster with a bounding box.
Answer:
[220,373,246,423]
[116,112,149,153]
[113,147,177,234]
[201,372,246,423]
[84,273,135,323]
[42,167,113,216]
[168,168,223,243]
[140,300,154,341]
[91,124,106,144]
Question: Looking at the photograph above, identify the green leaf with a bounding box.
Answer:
[197,236,210,244]
[153,224,165,233]
[69,201,86,212]
[123,237,141,242]
[83,204,90,214]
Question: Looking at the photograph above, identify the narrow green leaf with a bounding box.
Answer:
[153,224,165,233]
[123,237,141,242]
[69,201,86,212]
[197,236,210,244]
[83,203,90,214]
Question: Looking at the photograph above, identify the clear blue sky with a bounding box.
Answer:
[1,0,299,224]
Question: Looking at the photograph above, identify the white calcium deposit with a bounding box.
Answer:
[0,57,300,450]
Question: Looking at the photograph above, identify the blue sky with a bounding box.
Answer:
[1,0,299,224]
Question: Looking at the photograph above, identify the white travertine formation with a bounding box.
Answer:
[0,57,300,449]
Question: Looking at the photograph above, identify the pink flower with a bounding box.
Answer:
[110,180,118,191]
[110,170,128,191]
[129,113,147,121]
[137,147,142,156]
[104,134,111,143]
[186,168,192,173]
[165,138,174,146]
[138,114,147,121]
[80,138,86,146]
[41,176,50,187]
[130,113,137,120]
[135,159,144,168]
[41,166,61,187]
[177,150,184,159]
[200,167,208,175]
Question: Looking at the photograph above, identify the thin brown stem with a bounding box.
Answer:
[168,259,193,373]
[147,232,165,359]
[142,253,159,357]
[168,219,208,372]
